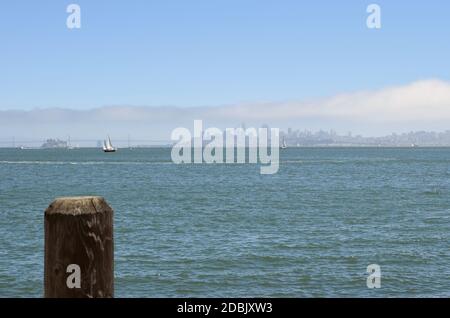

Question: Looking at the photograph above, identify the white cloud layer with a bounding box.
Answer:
[1,79,450,140]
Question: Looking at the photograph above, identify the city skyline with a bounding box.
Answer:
[4,127,450,148]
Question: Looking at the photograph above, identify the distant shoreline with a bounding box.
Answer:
[2,145,450,149]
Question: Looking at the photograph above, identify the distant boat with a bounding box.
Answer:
[103,136,116,153]
[411,143,419,148]
[67,136,76,150]
[281,138,288,149]
[67,136,72,150]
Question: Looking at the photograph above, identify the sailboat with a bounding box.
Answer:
[281,137,287,149]
[103,136,117,152]
[67,136,74,150]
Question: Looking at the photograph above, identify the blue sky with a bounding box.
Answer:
[1,0,450,110]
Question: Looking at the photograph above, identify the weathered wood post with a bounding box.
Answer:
[44,196,114,298]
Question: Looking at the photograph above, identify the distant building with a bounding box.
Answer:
[41,139,68,149]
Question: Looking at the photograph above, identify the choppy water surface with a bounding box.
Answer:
[1,147,450,297]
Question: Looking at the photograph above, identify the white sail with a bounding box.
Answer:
[106,136,113,149]
[103,135,116,152]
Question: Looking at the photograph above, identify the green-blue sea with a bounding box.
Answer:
[1,147,450,297]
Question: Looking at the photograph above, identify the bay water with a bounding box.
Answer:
[1,147,450,297]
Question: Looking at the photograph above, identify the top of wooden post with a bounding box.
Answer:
[45,196,112,216]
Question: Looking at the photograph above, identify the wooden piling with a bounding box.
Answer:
[44,196,114,298]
